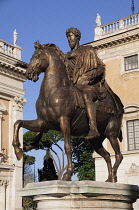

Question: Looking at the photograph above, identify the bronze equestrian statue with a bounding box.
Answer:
[13,28,124,182]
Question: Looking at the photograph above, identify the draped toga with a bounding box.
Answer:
[65,45,105,85]
[65,45,124,115]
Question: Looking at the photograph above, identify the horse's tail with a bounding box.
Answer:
[118,129,123,142]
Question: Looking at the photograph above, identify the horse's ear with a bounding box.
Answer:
[34,41,42,49]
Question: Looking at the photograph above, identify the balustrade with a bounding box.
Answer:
[95,13,139,41]
[102,14,139,35]
[0,39,21,59]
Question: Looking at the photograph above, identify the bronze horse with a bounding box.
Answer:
[13,42,123,182]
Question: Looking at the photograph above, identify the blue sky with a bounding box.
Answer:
[1,0,139,179]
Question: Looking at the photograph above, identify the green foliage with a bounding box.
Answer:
[23,130,61,183]
[23,130,95,182]
[71,137,95,181]
[38,149,58,181]
[23,154,35,165]
[76,151,95,180]
[23,130,62,150]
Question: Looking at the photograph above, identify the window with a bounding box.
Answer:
[125,54,138,71]
[127,119,139,151]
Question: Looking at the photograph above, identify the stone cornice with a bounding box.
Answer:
[0,63,26,82]
[0,163,15,172]
[86,27,139,50]
[0,52,26,82]
[0,81,25,97]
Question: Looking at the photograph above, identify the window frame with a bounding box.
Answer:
[124,54,138,71]
[127,119,139,151]
[120,53,139,76]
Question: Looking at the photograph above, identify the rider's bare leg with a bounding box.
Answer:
[82,88,100,140]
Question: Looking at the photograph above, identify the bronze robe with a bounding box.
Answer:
[65,45,124,115]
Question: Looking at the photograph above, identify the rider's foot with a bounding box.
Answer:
[85,129,100,140]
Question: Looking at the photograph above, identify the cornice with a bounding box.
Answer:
[0,63,26,82]
[0,163,15,172]
[86,27,139,50]
[0,52,26,82]
[0,81,25,97]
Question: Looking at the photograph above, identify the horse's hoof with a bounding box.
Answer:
[112,177,117,183]
[15,148,23,160]
[105,176,117,183]
[105,177,111,182]
[62,172,72,181]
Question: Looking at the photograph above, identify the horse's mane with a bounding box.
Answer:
[42,43,65,63]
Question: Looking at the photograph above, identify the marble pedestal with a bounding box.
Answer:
[18,180,139,210]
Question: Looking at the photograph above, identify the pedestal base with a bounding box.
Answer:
[18,180,139,210]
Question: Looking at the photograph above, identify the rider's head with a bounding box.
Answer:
[66,27,81,50]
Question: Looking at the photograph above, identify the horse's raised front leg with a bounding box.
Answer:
[60,116,73,181]
[12,119,45,160]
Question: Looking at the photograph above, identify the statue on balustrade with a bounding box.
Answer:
[13,27,124,183]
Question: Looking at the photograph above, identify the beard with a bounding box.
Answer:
[68,41,76,49]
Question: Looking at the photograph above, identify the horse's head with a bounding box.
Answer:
[26,41,49,82]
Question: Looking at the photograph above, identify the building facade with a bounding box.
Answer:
[0,35,26,209]
[87,13,139,209]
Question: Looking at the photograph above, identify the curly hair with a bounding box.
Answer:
[66,27,81,40]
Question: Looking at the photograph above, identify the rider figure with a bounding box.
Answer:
[65,27,106,140]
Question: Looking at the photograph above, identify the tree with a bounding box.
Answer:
[23,130,62,180]
[71,137,95,180]
[23,151,36,209]
[38,149,58,181]
[23,130,95,182]
[23,154,35,186]
[23,130,63,151]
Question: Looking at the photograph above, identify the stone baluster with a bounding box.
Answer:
[119,19,123,28]
[103,26,106,34]
[136,14,139,23]
[127,18,129,26]
[0,41,4,52]
[125,19,128,27]
[135,15,137,23]
[4,44,7,53]
[103,26,105,33]
[107,25,109,32]
[110,24,112,32]
[116,22,118,30]
[131,17,133,25]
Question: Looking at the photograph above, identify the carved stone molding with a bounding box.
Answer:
[88,27,139,51]
[0,63,26,81]
[122,71,139,81]
[0,100,6,112]
[0,81,25,97]
[93,33,139,50]
[13,96,26,110]
[126,163,139,175]
[0,180,9,186]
